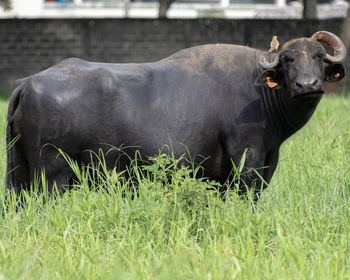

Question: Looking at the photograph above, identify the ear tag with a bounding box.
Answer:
[334,73,340,79]
[266,77,278,88]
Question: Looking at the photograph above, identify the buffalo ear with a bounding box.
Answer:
[325,63,345,82]
[254,69,281,89]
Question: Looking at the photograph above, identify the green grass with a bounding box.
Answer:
[0,95,349,280]
[0,88,10,101]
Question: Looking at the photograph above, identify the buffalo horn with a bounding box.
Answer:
[311,31,346,63]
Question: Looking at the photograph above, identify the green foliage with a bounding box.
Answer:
[0,89,10,101]
[0,0,10,10]
[0,96,349,279]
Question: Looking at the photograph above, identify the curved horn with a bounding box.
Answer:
[258,54,280,69]
[311,31,346,63]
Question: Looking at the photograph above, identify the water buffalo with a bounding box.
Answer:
[6,31,346,200]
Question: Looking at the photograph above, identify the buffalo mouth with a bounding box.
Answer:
[293,90,325,99]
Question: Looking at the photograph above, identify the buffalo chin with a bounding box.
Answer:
[293,90,325,99]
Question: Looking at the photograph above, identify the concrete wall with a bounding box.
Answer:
[0,18,348,91]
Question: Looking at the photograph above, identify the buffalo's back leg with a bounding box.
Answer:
[27,147,76,195]
[6,141,30,196]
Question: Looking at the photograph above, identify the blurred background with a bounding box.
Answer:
[0,0,349,93]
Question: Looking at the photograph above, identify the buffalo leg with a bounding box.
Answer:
[227,148,274,203]
[263,148,280,185]
[28,148,75,195]
[6,141,31,196]
[251,148,280,203]
[5,140,31,209]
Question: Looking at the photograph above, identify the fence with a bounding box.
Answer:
[0,18,348,91]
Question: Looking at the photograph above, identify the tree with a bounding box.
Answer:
[303,0,317,19]
[341,1,350,49]
[123,0,130,17]
[0,0,10,10]
[330,0,350,92]
[159,0,175,18]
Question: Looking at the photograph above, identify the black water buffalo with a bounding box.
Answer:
[6,31,346,200]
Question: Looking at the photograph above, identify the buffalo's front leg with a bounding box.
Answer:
[239,148,280,203]
[221,146,273,203]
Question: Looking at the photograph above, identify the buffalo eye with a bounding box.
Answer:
[313,52,323,59]
[281,55,294,63]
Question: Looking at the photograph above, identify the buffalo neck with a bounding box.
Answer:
[260,86,321,143]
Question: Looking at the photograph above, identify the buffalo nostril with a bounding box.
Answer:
[312,79,319,87]
[295,82,303,89]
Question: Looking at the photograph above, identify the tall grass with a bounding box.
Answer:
[0,96,349,279]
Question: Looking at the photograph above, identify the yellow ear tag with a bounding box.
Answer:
[334,73,340,79]
[267,77,278,88]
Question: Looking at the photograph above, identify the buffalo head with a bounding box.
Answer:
[255,31,346,98]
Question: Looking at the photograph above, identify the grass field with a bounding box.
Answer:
[0,96,349,280]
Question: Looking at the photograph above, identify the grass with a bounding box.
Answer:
[0,88,11,101]
[0,95,349,279]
